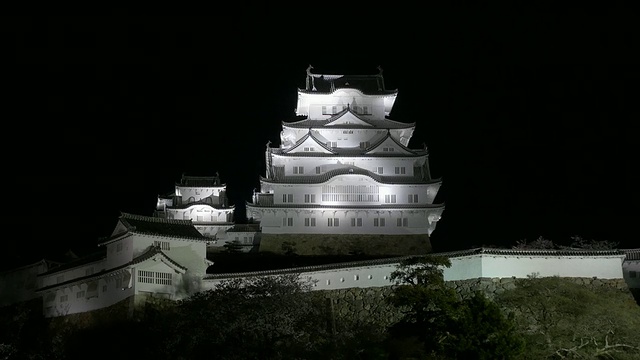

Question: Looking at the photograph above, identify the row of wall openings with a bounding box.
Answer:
[138,271,173,285]
[323,275,388,286]
[292,217,411,227]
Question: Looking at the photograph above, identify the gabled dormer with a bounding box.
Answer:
[365,132,416,155]
[324,106,375,127]
[285,131,335,154]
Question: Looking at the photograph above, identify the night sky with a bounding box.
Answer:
[3,10,638,266]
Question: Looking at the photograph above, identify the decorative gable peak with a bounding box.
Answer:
[324,105,373,127]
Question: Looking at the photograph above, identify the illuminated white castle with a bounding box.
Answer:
[247,66,445,255]
[154,173,238,249]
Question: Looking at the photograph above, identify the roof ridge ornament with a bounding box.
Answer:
[377,65,385,90]
[306,64,316,91]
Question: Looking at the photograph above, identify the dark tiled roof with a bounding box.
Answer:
[226,224,261,233]
[278,130,426,158]
[131,246,187,271]
[300,66,397,95]
[178,174,222,187]
[261,165,442,185]
[438,247,626,258]
[284,109,413,129]
[273,148,428,158]
[120,213,207,240]
[623,249,640,261]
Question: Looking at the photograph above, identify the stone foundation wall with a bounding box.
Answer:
[313,277,634,329]
[258,233,431,256]
[45,278,636,332]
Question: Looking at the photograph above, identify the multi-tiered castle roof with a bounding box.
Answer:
[247,65,445,255]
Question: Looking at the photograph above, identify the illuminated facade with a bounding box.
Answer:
[154,173,234,247]
[247,66,445,254]
[35,213,212,317]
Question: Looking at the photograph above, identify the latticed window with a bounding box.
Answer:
[154,241,170,250]
[138,270,154,284]
[322,185,379,202]
[155,272,172,285]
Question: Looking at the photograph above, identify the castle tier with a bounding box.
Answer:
[154,173,234,242]
[246,66,445,255]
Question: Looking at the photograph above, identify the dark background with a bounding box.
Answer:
[3,9,638,266]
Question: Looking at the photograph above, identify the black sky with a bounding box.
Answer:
[3,9,638,265]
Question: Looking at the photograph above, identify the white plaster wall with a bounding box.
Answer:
[272,156,423,179]
[167,205,232,222]
[129,234,208,275]
[177,186,224,203]
[43,271,134,318]
[105,236,134,269]
[444,256,484,280]
[270,176,438,207]
[257,208,435,235]
[40,259,107,289]
[296,91,389,119]
[203,254,627,293]
[134,262,179,298]
[480,255,624,279]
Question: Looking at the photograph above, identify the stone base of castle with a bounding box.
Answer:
[258,233,432,256]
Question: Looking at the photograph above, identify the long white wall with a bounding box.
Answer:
[202,252,627,292]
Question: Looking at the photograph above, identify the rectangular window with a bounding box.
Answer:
[395,167,406,174]
[350,218,363,227]
[154,241,170,250]
[385,194,396,203]
[315,166,321,174]
[282,217,293,226]
[293,166,304,174]
[397,218,409,227]
[327,218,340,227]
[304,218,316,227]
[102,285,107,292]
[408,194,418,203]
[304,194,316,203]
[282,194,294,203]
[60,295,68,302]
[76,291,85,299]
[359,141,370,149]
[155,272,172,285]
[374,218,386,227]
[138,270,154,284]
[377,167,383,174]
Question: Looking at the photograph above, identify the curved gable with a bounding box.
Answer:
[366,133,416,155]
[285,132,335,154]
